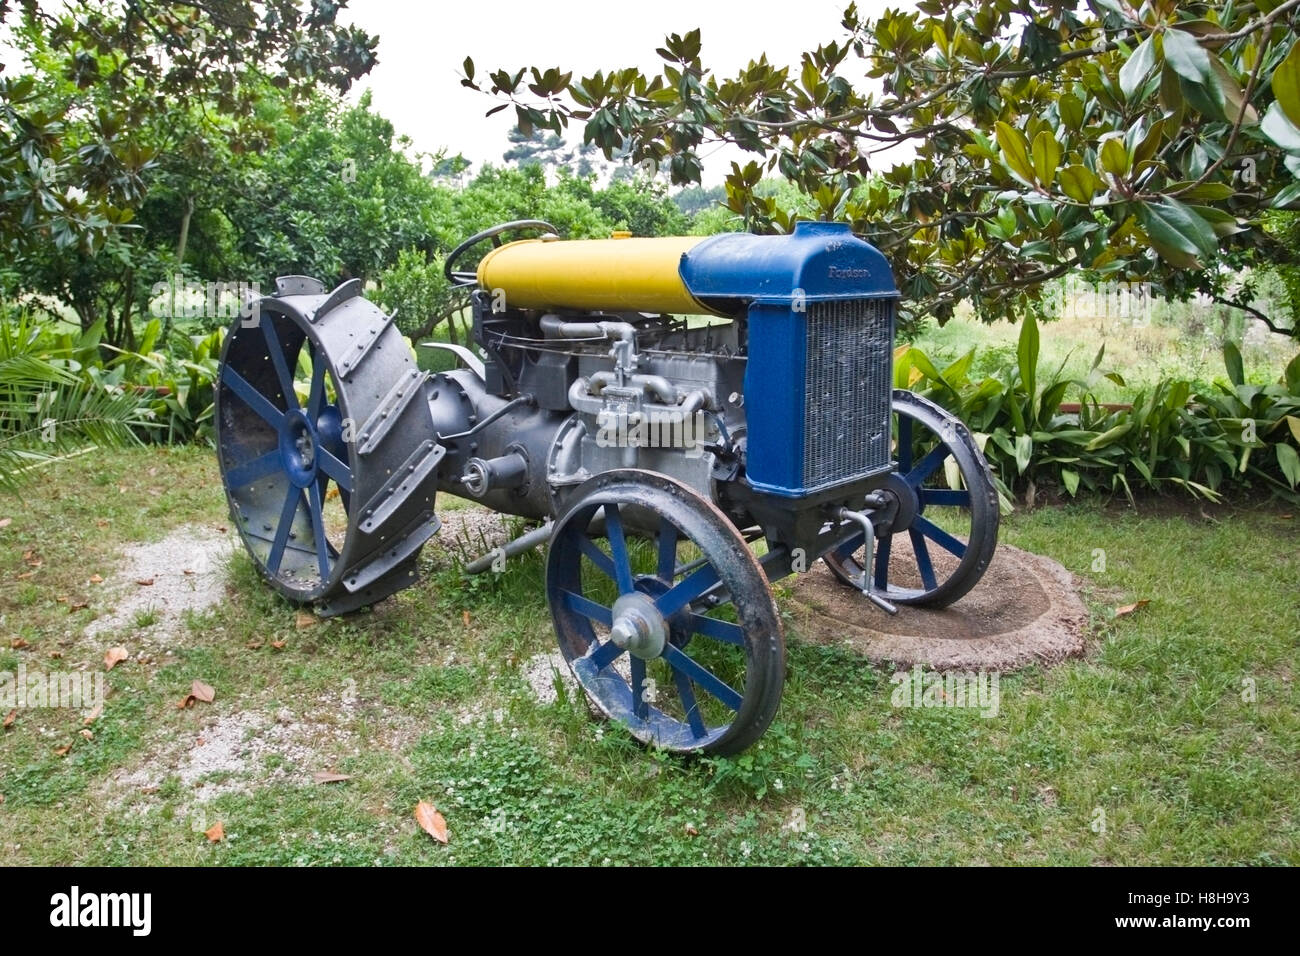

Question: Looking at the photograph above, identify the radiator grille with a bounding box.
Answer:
[802,298,894,489]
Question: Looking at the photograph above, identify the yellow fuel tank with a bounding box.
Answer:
[475,235,726,316]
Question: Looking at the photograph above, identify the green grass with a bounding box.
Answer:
[0,448,1296,865]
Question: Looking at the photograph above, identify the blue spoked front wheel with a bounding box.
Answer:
[546,470,785,755]
[215,279,442,614]
[825,389,999,607]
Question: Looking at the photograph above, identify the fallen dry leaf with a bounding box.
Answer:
[3,709,15,729]
[271,640,286,650]
[135,578,154,587]
[294,610,318,629]
[80,729,93,740]
[83,702,103,725]
[47,650,62,660]
[53,745,71,756]
[9,637,28,649]
[461,610,471,627]
[15,571,34,581]
[183,569,195,575]
[104,646,128,670]
[190,680,216,704]
[68,601,88,612]
[0,517,11,529]
[89,574,103,584]
[176,694,195,709]
[415,801,449,844]
[95,519,110,528]
[22,550,41,567]
[215,525,227,533]
[245,641,263,650]
[204,821,224,843]
[1115,600,1150,618]
[684,823,699,836]
[313,772,352,785]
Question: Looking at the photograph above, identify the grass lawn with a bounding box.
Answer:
[0,446,1296,865]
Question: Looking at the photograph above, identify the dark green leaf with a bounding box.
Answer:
[1137,198,1218,267]
[1223,342,1244,386]
[1162,29,1211,83]
[1277,443,1300,488]
[1262,102,1300,152]
[1120,36,1156,100]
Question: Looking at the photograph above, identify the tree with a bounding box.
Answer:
[502,125,570,169]
[0,0,377,345]
[467,1,1300,336]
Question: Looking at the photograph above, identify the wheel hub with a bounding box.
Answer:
[608,591,667,660]
[279,409,320,488]
[875,472,919,533]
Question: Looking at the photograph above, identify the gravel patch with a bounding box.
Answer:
[520,650,578,705]
[85,525,235,640]
[105,708,357,804]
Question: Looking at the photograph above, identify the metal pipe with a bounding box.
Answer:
[589,370,678,404]
[836,507,898,615]
[437,393,535,442]
[464,521,554,574]
[539,314,637,343]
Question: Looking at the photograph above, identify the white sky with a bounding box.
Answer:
[339,0,902,184]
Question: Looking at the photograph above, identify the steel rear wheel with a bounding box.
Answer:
[546,470,785,755]
[216,277,444,615]
[825,389,999,607]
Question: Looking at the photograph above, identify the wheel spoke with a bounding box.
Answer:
[224,450,280,489]
[897,415,913,471]
[267,485,303,575]
[577,535,616,580]
[222,365,285,429]
[630,656,648,720]
[307,481,331,582]
[589,636,626,670]
[559,589,613,627]
[909,527,938,591]
[672,668,707,739]
[603,504,635,594]
[662,645,741,711]
[689,613,746,646]
[261,315,299,410]
[874,532,892,590]
[914,515,968,558]
[656,516,678,581]
[316,447,353,493]
[307,344,327,418]
[921,487,970,507]
[654,562,721,617]
[906,443,950,486]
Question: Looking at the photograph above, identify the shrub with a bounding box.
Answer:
[898,316,1300,505]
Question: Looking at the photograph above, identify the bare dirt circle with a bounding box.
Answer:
[782,543,1090,671]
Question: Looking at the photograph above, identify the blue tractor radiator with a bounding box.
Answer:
[679,221,900,498]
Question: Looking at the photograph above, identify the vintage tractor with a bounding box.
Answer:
[214,220,999,755]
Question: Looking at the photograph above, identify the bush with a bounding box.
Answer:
[0,308,222,487]
[899,316,1300,506]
